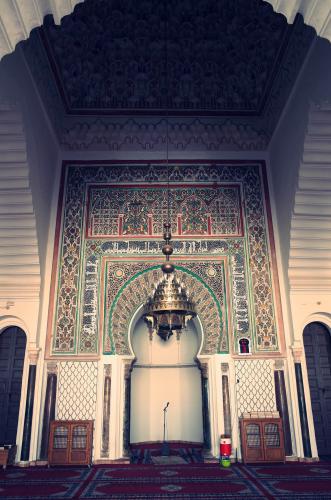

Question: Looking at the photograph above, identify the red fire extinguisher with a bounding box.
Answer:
[220,435,231,467]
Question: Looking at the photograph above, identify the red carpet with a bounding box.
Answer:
[0,462,331,499]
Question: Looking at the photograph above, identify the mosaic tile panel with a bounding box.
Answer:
[56,362,98,420]
[235,359,276,417]
[50,163,281,356]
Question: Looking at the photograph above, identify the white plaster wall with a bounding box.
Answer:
[269,37,331,459]
[0,47,60,285]
[130,317,203,443]
[269,38,331,283]
[0,45,60,462]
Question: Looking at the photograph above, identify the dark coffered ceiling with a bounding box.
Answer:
[20,0,315,150]
[38,0,312,116]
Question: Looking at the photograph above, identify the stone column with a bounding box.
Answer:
[123,364,131,456]
[21,349,39,461]
[201,363,211,450]
[40,363,57,460]
[292,346,312,458]
[274,360,292,456]
[221,363,231,437]
[101,365,112,457]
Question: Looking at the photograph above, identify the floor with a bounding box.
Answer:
[1,461,331,499]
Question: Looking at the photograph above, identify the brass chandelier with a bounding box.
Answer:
[143,223,196,341]
[143,3,196,341]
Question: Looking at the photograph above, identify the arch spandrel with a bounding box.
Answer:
[107,265,226,356]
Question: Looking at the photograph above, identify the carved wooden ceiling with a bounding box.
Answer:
[19,0,315,150]
[37,0,313,116]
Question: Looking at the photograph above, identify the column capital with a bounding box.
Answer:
[47,362,58,375]
[28,348,41,364]
[221,362,229,373]
[274,359,284,370]
[291,342,303,363]
[104,364,112,377]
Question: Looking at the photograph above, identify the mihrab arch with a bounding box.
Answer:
[108,266,225,356]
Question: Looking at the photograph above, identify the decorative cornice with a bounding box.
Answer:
[1,0,329,65]
[0,0,83,61]
[61,117,268,151]
[265,0,331,41]
[0,104,41,300]
[289,103,331,292]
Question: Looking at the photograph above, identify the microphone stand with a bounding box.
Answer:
[161,402,170,456]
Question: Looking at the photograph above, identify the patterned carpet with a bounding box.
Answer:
[0,462,331,499]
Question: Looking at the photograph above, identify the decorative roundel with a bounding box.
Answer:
[207,266,217,277]
[114,268,124,279]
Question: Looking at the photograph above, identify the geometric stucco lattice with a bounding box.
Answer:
[235,359,276,417]
[56,361,98,420]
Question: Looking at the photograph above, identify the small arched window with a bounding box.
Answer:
[239,338,250,354]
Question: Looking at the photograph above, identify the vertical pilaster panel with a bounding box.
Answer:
[40,364,57,460]
[295,362,312,458]
[101,365,111,457]
[274,367,292,456]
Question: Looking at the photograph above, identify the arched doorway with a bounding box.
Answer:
[0,326,27,445]
[303,322,331,456]
[130,316,204,445]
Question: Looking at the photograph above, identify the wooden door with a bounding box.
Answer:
[241,421,264,462]
[304,322,331,456]
[0,327,26,445]
[262,420,284,462]
[49,423,69,464]
[70,423,91,464]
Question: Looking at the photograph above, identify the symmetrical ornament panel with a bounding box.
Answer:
[49,162,282,357]
[56,361,98,420]
[87,184,242,238]
[235,359,277,416]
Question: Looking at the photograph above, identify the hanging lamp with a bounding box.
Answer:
[143,3,196,341]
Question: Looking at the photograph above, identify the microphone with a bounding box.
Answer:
[164,402,170,411]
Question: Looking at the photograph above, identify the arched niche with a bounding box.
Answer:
[303,321,331,456]
[0,325,27,446]
[109,266,224,356]
[129,310,204,445]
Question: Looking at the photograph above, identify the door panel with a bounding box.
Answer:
[0,327,26,445]
[304,322,331,456]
